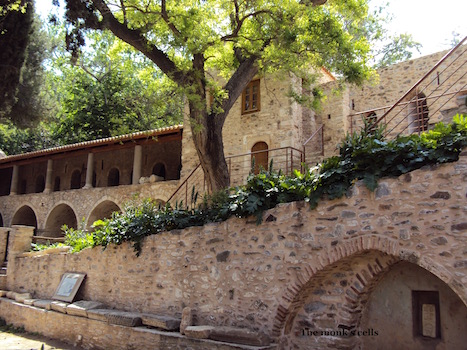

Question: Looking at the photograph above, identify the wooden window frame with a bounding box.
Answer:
[242,79,261,114]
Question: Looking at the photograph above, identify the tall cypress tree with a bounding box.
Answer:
[0,0,34,118]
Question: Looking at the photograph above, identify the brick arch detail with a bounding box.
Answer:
[271,234,463,340]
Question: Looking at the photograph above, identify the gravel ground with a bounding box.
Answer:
[0,330,84,350]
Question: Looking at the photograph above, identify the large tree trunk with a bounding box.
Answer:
[189,104,230,193]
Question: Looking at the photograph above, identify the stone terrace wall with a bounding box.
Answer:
[6,153,467,348]
[0,180,179,230]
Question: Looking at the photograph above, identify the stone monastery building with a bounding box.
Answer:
[0,42,466,349]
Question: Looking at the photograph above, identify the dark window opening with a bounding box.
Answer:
[152,163,166,179]
[54,176,61,192]
[20,179,27,194]
[70,170,82,189]
[35,175,45,193]
[107,168,120,187]
[412,290,441,339]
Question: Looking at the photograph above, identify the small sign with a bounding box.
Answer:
[53,273,86,302]
[421,304,437,338]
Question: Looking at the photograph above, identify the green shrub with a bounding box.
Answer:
[39,115,467,256]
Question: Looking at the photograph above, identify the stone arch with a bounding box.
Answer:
[359,261,467,349]
[45,203,78,237]
[273,235,465,346]
[87,200,121,228]
[11,205,37,228]
[107,167,120,187]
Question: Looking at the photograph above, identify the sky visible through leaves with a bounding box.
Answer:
[36,0,466,58]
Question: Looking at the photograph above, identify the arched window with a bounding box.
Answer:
[152,163,166,180]
[35,175,45,193]
[107,168,120,187]
[408,93,429,134]
[251,142,269,175]
[70,170,82,189]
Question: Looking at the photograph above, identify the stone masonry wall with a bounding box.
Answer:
[316,48,466,162]
[0,180,179,230]
[4,152,466,349]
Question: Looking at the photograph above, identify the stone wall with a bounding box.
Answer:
[3,152,466,349]
[181,72,306,180]
[316,48,467,162]
[0,180,179,231]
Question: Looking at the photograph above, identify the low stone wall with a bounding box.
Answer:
[3,153,467,349]
[0,298,274,350]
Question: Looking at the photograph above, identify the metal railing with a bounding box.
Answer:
[302,125,324,166]
[349,37,467,138]
[167,146,304,206]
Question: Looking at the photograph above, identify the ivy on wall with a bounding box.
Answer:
[55,115,467,255]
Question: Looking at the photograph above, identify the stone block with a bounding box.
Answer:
[50,301,69,313]
[23,299,38,306]
[208,326,271,346]
[106,310,142,327]
[87,309,111,322]
[15,293,32,303]
[66,300,105,317]
[0,290,8,297]
[184,326,215,339]
[141,314,181,331]
[180,307,193,335]
[6,291,16,300]
[33,299,54,310]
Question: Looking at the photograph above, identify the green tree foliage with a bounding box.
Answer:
[0,120,52,155]
[365,4,421,68]
[0,22,184,154]
[6,14,50,126]
[62,0,376,192]
[47,30,183,145]
[0,0,34,119]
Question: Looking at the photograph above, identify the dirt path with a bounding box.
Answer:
[0,330,84,350]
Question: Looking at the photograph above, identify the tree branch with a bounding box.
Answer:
[91,0,186,86]
[161,0,183,38]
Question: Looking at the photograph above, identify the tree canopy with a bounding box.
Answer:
[62,0,377,192]
[47,29,183,145]
[0,0,34,120]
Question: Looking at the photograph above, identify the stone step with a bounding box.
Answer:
[50,300,70,313]
[106,310,143,327]
[185,326,271,347]
[87,308,143,327]
[141,314,181,331]
[66,300,105,317]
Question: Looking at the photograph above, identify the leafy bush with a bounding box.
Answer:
[41,116,467,256]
